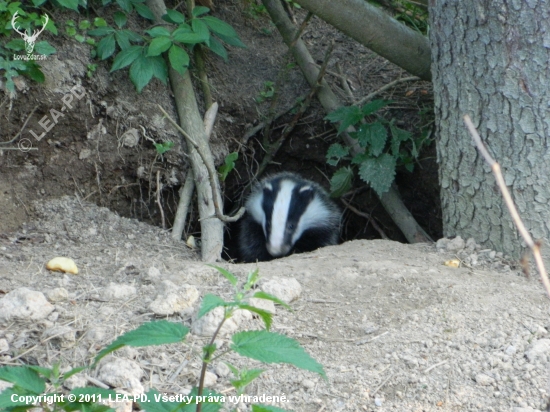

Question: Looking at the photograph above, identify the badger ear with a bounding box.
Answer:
[298,185,315,200]
[263,182,273,192]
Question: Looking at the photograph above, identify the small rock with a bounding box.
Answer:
[98,357,144,395]
[192,307,243,337]
[465,237,477,251]
[147,266,161,280]
[0,288,55,323]
[261,277,302,303]
[214,363,230,378]
[149,281,199,316]
[248,297,276,314]
[302,379,315,389]
[122,128,140,147]
[436,238,450,250]
[102,283,137,301]
[446,236,465,252]
[374,397,383,407]
[203,371,217,387]
[79,148,91,160]
[505,345,517,356]
[45,287,69,302]
[525,339,550,362]
[475,373,495,386]
[0,338,9,353]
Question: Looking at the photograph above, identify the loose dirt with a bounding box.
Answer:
[0,197,549,412]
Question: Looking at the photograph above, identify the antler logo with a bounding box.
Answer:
[11,11,49,55]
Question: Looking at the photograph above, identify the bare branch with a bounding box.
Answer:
[463,114,550,299]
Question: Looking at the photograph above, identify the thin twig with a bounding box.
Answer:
[372,371,394,396]
[463,114,550,299]
[340,198,388,239]
[157,105,245,223]
[156,170,165,229]
[356,76,421,106]
[0,105,38,145]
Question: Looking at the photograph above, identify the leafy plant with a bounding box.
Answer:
[0,267,324,412]
[88,5,245,92]
[218,151,238,181]
[325,99,429,197]
[153,140,174,155]
[256,80,275,103]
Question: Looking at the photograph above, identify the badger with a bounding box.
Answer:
[238,172,341,262]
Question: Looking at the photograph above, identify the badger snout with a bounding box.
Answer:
[266,242,292,257]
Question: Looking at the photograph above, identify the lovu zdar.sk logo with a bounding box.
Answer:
[11,11,49,55]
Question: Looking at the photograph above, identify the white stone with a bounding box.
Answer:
[260,277,302,304]
[0,288,55,323]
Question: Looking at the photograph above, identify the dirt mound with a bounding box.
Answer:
[0,197,549,411]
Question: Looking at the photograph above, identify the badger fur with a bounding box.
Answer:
[239,172,341,262]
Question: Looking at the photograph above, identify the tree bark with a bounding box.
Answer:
[293,0,431,80]
[148,0,224,262]
[430,1,550,258]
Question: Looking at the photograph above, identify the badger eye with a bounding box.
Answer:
[287,223,295,230]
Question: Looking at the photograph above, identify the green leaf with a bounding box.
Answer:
[94,17,108,27]
[147,36,172,56]
[115,30,131,50]
[326,143,349,166]
[252,291,291,310]
[209,265,238,287]
[114,11,127,28]
[230,368,264,394]
[22,64,45,83]
[147,26,172,38]
[33,41,56,55]
[206,37,227,61]
[116,0,132,13]
[32,0,47,5]
[163,9,186,24]
[193,6,210,17]
[325,106,363,134]
[244,268,259,291]
[198,294,226,318]
[237,304,272,330]
[0,366,46,394]
[134,3,155,20]
[88,26,115,36]
[201,16,237,38]
[173,31,208,44]
[154,141,174,154]
[252,405,290,412]
[97,34,116,60]
[150,56,168,84]
[0,388,21,409]
[110,45,142,71]
[361,99,391,116]
[358,154,396,196]
[95,320,189,364]
[218,152,238,181]
[57,0,79,10]
[168,45,189,76]
[74,34,85,42]
[79,20,91,30]
[330,167,354,198]
[214,32,246,48]
[192,18,210,41]
[389,123,412,156]
[355,122,387,155]
[232,331,325,378]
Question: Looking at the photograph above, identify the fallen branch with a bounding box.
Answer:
[463,114,550,299]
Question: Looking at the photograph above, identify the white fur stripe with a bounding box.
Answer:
[268,180,294,254]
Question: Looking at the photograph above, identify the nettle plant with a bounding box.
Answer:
[0,267,325,412]
[88,3,245,92]
[325,100,430,197]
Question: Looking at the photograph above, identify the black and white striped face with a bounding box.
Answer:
[247,176,331,257]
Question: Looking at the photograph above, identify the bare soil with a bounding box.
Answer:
[0,197,549,412]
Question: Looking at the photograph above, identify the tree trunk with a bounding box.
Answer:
[430,1,550,258]
[293,0,431,80]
